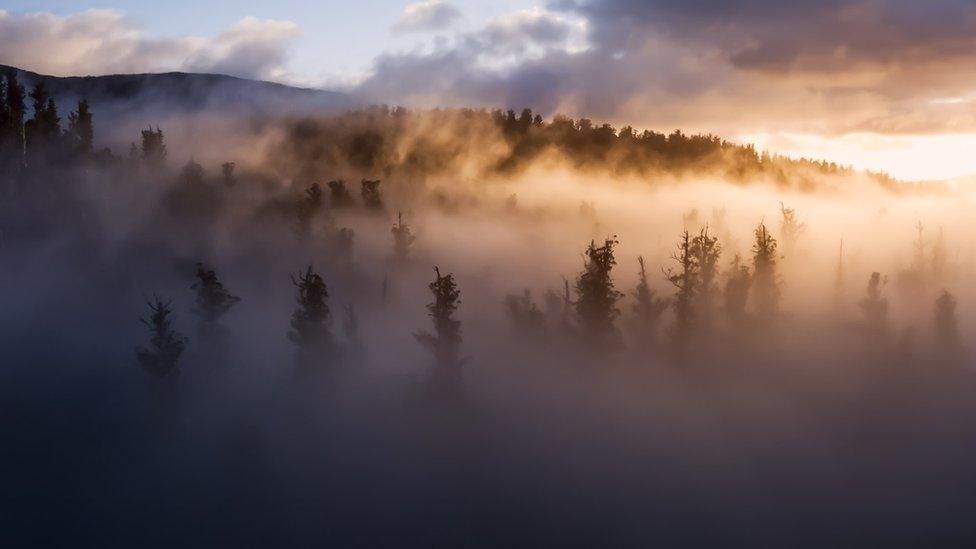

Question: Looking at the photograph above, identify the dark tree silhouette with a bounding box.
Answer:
[221,162,236,187]
[25,83,60,163]
[391,211,416,262]
[343,304,365,366]
[361,179,383,210]
[724,254,752,325]
[859,272,889,342]
[575,237,623,343]
[666,230,699,350]
[328,180,353,207]
[66,99,94,156]
[632,256,669,343]
[288,266,334,366]
[691,227,721,321]
[0,71,27,171]
[415,267,463,377]
[751,223,780,323]
[192,263,240,325]
[136,296,188,379]
[933,290,960,353]
[504,289,546,337]
[180,159,205,185]
[141,126,167,167]
[295,182,324,238]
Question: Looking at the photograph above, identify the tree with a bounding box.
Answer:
[141,126,167,167]
[391,211,416,262]
[361,179,383,210]
[666,230,699,350]
[328,179,353,207]
[288,266,334,366]
[192,263,240,325]
[294,182,323,238]
[632,256,669,343]
[0,71,27,170]
[221,162,236,187]
[343,304,365,366]
[751,223,780,323]
[859,272,889,342]
[66,99,94,155]
[691,227,721,321]
[136,296,188,379]
[415,267,463,377]
[779,202,805,255]
[504,289,546,337]
[25,83,60,163]
[180,159,205,185]
[574,237,623,343]
[933,290,960,353]
[723,254,751,325]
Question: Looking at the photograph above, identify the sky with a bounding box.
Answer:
[2,0,976,181]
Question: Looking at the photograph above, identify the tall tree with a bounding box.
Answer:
[504,289,546,338]
[632,256,669,344]
[691,226,721,322]
[0,71,26,170]
[141,126,167,167]
[575,237,623,344]
[391,211,416,262]
[192,263,240,326]
[294,183,323,238]
[724,254,751,325]
[328,179,353,207]
[361,179,383,210]
[751,223,780,323]
[66,99,94,155]
[415,267,463,377]
[666,230,699,351]
[859,272,889,343]
[933,290,960,353]
[288,266,334,368]
[136,296,188,379]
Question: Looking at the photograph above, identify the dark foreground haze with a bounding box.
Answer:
[3,72,976,547]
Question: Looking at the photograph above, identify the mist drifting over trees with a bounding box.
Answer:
[4,66,976,546]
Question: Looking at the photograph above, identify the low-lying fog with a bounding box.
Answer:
[3,106,975,546]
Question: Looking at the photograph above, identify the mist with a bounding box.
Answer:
[3,93,976,546]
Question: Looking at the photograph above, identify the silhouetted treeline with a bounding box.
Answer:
[272,105,898,190]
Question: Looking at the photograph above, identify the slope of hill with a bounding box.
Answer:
[0,64,356,118]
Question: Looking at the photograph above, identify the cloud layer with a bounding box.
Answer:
[0,9,299,81]
[392,1,462,33]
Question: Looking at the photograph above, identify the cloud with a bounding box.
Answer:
[355,0,976,139]
[392,1,462,33]
[0,9,300,81]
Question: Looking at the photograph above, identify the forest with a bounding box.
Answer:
[2,69,975,545]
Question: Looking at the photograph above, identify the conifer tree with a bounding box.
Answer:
[361,179,383,210]
[288,266,333,366]
[691,227,721,320]
[779,202,805,255]
[221,162,236,187]
[632,256,669,341]
[392,211,416,262]
[859,272,889,342]
[66,99,94,155]
[504,289,546,337]
[141,126,167,167]
[933,290,960,352]
[295,182,323,238]
[751,223,780,323]
[192,263,240,326]
[415,267,463,375]
[343,304,365,366]
[724,254,752,325]
[0,71,26,169]
[328,179,353,207]
[136,296,188,379]
[666,230,699,349]
[575,237,623,342]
